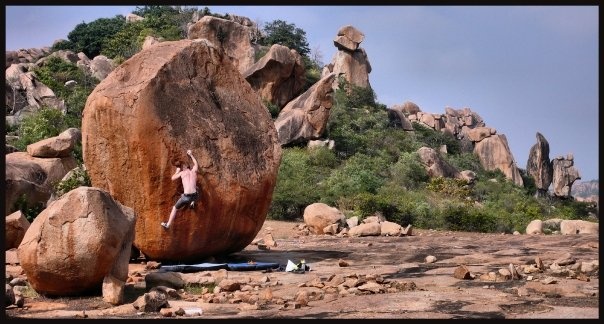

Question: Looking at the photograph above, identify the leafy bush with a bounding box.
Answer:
[53,166,91,198]
[426,177,473,200]
[388,152,429,190]
[269,147,334,220]
[264,100,280,119]
[12,195,45,223]
[349,192,399,221]
[320,153,389,206]
[101,21,147,59]
[446,152,483,173]
[15,107,69,151]
[411,122,461,155]
[34,56,91,96]
[33,56,97,119]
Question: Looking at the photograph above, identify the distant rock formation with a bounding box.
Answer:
[322,25,372,91]
[390,103,523,186]
[551,154,581,198]
[526,132,553,197]
[571,180,598,202]
[82,39,281,262]
[274,73,336,146]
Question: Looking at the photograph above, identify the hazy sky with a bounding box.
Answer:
[5,5,599,181]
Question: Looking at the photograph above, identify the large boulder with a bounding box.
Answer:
[387,105,414,131]
[333,25,365,51]
[26,127,81,158]
[324,47,372,91]
[303,203,346,235]
[81,39,281,262]
[17,187,135,297]
[473,134,524,187]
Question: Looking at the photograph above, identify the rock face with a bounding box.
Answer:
[551,154,581,198]
[242,44,306,109]
[17,187,135,297]
[82,39,282,262]
[274,73,336,146]
[526,132,553,196]
[187,15,256,73]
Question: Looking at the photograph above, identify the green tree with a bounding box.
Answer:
[260,19,310,57]
[67,15,127,58]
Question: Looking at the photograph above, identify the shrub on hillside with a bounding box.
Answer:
[15,107,70,151]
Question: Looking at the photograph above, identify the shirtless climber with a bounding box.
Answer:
[161,149,199,229]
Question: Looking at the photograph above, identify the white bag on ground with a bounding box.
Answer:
[285,260,298,272]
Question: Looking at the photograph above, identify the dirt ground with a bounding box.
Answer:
[5,220,600,319]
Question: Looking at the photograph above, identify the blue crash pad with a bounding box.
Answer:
[226,262,281,271]
[160,262,227,273]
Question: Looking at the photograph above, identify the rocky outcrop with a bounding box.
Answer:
[5,63,65,115]
[17,187,135,298]
[5,152,77,215]
[473,134,524,187]
[322,25,371,90]
[126,13,144,22]
[243,44,305,109]
[242,44,306,108]
[526,132,553,196]
[396,105,523,185]
[5,47,51,68]
[387,105,414,131]
[274,73,336,146]
[417,147,460,179]
[81,39,281,262]
[142,36,163,50]
[551,154,581,198]
[187,15,256,73]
